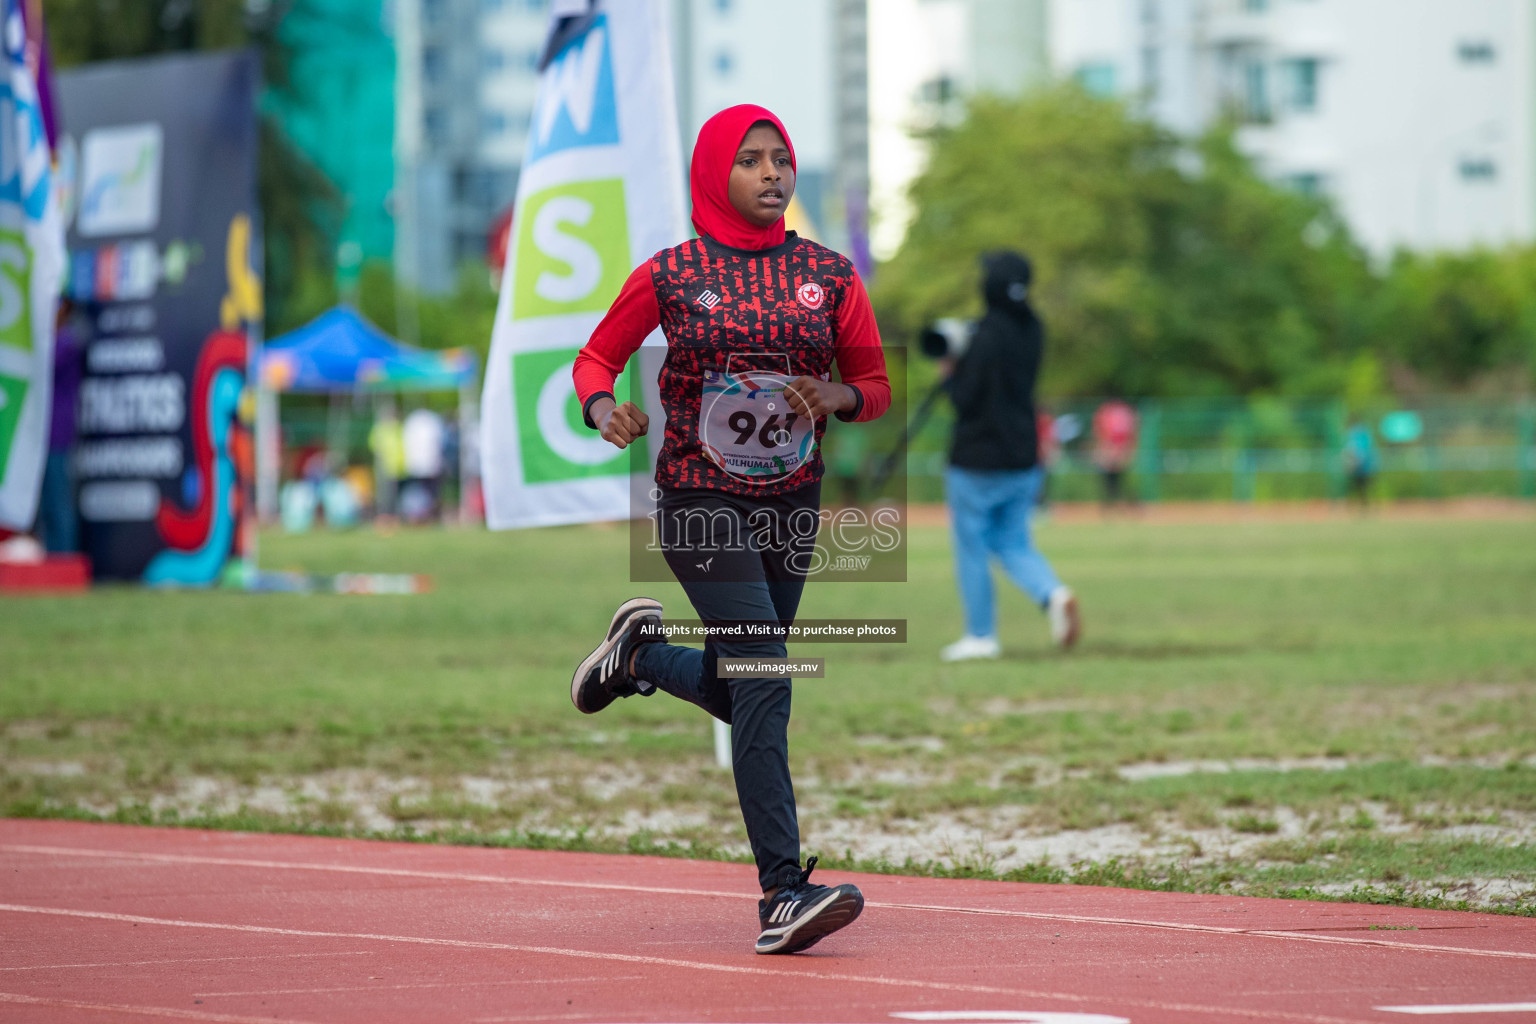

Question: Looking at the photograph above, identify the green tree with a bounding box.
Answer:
[874,86,1374,399]
[1371,247,1536,390]
[352,263,498,360]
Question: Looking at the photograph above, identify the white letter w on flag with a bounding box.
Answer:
[536,25,606,143]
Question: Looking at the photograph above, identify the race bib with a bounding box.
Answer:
[698,364,818,482]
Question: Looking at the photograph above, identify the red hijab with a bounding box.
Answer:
[689,104,797,251]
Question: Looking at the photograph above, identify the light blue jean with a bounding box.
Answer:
[945,465,1062,638]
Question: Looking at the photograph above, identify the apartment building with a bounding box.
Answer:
[1050,0,1535,254]
[674,0,872,265]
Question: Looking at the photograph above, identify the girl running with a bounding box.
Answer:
[569,104,890,955]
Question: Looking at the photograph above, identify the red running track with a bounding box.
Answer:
[1,819,1533,1024]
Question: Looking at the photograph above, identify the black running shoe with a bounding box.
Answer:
[571,598,663,714]
[755,856,864,954]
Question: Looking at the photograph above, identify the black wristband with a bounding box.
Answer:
[834,384,865,422]
[582,391,616,430]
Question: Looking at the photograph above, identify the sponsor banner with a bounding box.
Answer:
[0,0,66,530]
[57,51,261,581]
[480,0,687,529]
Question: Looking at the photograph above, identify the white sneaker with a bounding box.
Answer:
[941,635,1001,662]
[1048,586,1081,649]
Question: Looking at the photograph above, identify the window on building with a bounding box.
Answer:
[1280,58,1319,112]
[918,75,957,106]
[458,168,507,207]
[424,108,446,146]
[1458,158,1497,181]
[714,50,734,76]
[423,46,445,84]
[1076,63,1117,97]
[1281,172,1325,197]
[1141,46,1160,98]
[1242,59,1269,121]
[1457,41,1496,63]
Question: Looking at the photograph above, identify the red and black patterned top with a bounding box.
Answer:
[573,232,890,496]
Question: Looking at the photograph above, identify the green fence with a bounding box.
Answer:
[833,396,1536,504]
[282,393,1536,505]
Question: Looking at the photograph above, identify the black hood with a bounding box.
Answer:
[981,250,1034,317]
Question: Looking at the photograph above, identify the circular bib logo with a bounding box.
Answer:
[698,371,816,482]
[796,281,824,310]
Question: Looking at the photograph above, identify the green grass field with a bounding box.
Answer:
[4,512,1535,913]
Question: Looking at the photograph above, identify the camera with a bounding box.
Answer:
[918,318,975,360]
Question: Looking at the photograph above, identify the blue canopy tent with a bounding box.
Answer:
[254,307,480,524]
[259,306,477,393]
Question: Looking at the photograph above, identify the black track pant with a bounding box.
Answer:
[631,482,819,892]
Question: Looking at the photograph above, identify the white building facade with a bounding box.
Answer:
[867,0,1050,259]
[673,0,871,265]
[395,0,873,294]
[1049,0,1536,255]
[395,0,547,295]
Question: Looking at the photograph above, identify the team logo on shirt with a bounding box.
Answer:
[796,281,824,310]
[696,288,721,310]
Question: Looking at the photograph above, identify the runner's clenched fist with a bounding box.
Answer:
[783,376,854,420]
[592,397,649,449]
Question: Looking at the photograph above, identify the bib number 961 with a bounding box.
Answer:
[699,370,817,481]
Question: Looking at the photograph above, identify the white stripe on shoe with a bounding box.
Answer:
[770,900,801,924]
[572,599,663,713]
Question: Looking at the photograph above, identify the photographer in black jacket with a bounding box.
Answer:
[940,251,1080,661]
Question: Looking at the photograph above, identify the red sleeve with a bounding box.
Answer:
[574,261,661,427]
[832,272,890,423]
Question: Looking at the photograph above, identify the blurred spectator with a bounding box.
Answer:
[321,476,361,528]
[402,406,445,523]
[369,406,405,520]
[443,418,461,513]
[1035,406,1058,511]
[300,446,329,488]
[1092,397,1138,506]
[279,479,317,533]
[38,299,83,553]
[1344,419,1379,506]
[342,465,375,512]
[941,251,1079,661]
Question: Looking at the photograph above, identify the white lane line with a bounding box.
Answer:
[193,975,643,997]
[4,843,1531,962]
[893,1013,1130,1023]
[0,843,747,900]
[876,900,1536,962]
[0,951,373,972]
[1377,1005,1536,1015]
[0,991,326,1023]
[0,902,1379,1024]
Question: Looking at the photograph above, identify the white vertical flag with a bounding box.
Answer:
[480,0,686,530]
[0,0,65,530]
